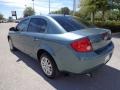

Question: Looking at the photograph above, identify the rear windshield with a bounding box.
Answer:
[52,16,88,32]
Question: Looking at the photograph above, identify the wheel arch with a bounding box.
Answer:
[37,49,59,71]
[36,44,56,60]
[37,49,51,60]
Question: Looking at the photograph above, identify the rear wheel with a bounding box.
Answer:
[8,38,16,51]
[39,53,59,79]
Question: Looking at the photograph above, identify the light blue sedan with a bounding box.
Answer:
[8,15,114,78]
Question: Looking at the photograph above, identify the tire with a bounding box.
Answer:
[39,53,59,79]
[8,38,16,51]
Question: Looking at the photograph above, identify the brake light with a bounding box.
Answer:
[71,38,93,52]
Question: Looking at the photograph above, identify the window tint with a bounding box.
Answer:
[28,18,47,33]
[52,16,87,32]
[17,19,29,31]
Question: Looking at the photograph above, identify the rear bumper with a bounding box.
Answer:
[54,42,114,74]
[64,51,113,74]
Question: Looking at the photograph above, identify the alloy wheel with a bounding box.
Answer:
[40,56,53,76]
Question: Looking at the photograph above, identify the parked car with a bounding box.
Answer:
[0,20,3,23]
[3,20,7,23]
[8,15,114,79]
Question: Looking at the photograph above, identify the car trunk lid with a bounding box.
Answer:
[71,28,111,50]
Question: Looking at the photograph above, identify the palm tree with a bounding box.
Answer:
[96,0,110,21]
[80,0,98,24]
[80,0,109,23]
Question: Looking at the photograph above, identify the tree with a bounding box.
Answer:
[0,13,4,20]
[96,0,110,21]
[111,0,120,20]
[109,10,120,20]
[106,0,120,21]
[111,0,120,10]
[80,0,98,24]
[50,10,61,14]
[79,0,109,23]
[50,7,70,15]
[61,7,70,15]
[23,7,35,17]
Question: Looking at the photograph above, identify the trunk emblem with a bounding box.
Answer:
[104,35,108,40]
[103,33,109,40]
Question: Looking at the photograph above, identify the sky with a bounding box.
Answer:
[0,0,79,19]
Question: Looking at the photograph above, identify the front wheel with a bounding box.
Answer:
[39,53,59,79]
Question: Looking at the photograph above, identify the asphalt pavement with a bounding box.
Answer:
[0,23,120,90]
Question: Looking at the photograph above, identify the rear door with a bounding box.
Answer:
[23,17,47,57]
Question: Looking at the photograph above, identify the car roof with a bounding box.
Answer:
[26,14,71,19]
[48,14,71,17]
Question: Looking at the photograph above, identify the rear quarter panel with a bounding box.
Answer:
[33,33,82,70]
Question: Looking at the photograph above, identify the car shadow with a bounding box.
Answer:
[12,50,120,90]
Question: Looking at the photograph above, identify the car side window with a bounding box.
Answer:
[17,19,29,32]
[28,18,47,33]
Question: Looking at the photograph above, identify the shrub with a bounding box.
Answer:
[76,17,120,33]
[94,21,120,33]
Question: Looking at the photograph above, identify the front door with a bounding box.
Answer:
[13,18,30,53]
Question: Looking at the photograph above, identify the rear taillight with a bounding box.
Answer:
[71,38,93,52]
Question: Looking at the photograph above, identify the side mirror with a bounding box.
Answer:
[9,27,18,31]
